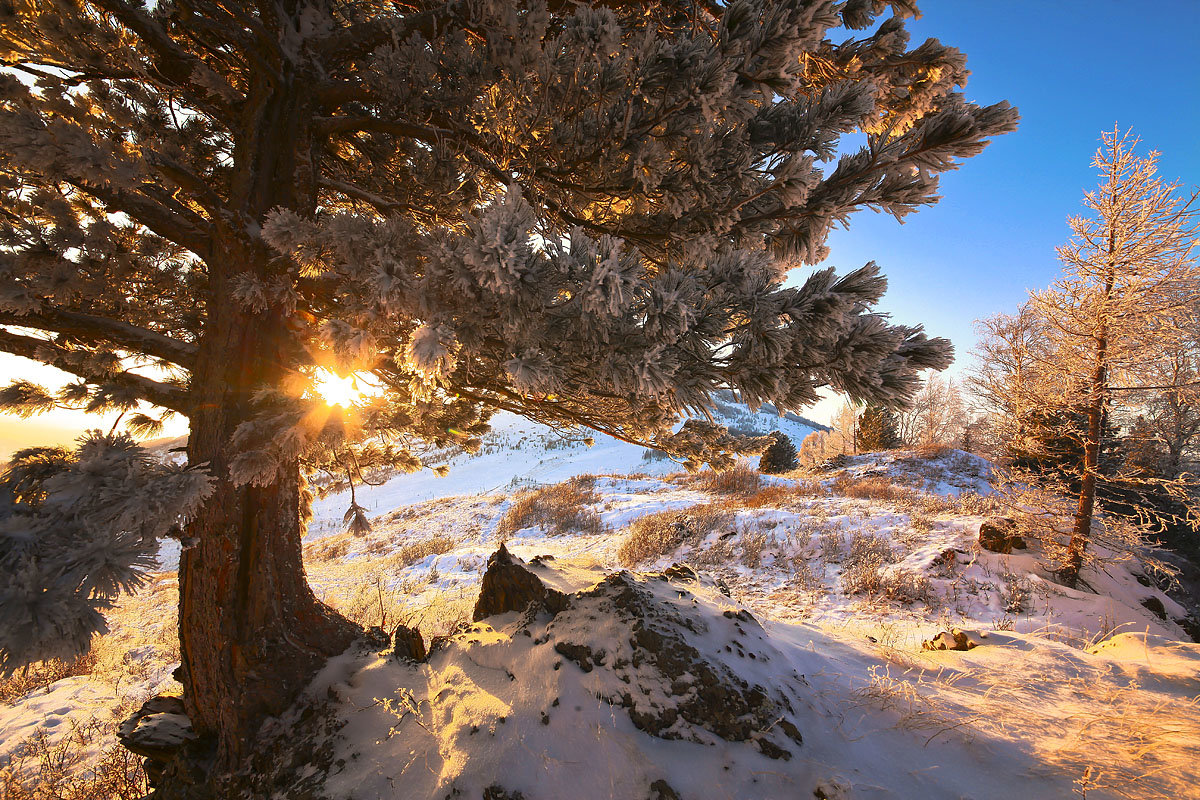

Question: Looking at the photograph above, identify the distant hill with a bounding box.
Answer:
[306,398,825,537]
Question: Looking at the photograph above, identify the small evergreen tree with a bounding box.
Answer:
[857,404,900,450]
[758,431,798,474]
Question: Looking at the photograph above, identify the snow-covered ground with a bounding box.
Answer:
[4,445,1198,799]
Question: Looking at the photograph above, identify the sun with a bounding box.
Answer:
[311,368,381,408]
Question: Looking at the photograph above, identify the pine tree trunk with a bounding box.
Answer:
[169,271,358,789]
[162,66,359,792]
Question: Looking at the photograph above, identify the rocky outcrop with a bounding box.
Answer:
[978,518,1026,554]
[117,694,197,789]
[517,556,803,761]
[392,622,427,662]
[922,629,988,651]
[472,543,569,621]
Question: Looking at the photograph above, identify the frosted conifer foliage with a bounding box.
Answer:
[0,433,213,671]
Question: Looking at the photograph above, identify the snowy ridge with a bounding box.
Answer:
[265,549,1200,800]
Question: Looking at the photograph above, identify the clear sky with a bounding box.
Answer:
[1,0,1197,452]
[804,0,1200,421]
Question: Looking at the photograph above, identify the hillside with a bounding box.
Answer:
[3,450,1198,800]
[306,400,824,540]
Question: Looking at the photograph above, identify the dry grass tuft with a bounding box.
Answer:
[383,534,457,569]
[741,485,793,508]
[832,475,918,504]
[617,503,733,567]
[739,528,771,569]
[497,476,606,538]
[841,532,896,595]
[695,463,761,497]
[306,536,351,562]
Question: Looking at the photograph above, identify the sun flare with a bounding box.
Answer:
[311,368,380,408]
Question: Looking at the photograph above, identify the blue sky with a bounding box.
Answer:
[813,0,1200,393]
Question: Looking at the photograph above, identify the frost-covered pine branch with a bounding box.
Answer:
[0,432,213,672]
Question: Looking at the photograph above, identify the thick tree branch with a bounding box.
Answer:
[0,329,190,414]
[0,309,197,368]
[313,4,461,63]
[64,178,212,257]
[88,0,242,109]
[317,177,415,216]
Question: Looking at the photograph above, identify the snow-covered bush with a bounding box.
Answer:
[1002,572,1034,614]
[0,433,213,672]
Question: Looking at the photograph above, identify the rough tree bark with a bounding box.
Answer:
[166,67,360,789]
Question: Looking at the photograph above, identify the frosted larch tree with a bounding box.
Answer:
[0,0,1016,789]
[1027,128,1199,585]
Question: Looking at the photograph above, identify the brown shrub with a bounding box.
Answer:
[832,475,919,504]
[792,479,827,497]
[878,569,935,605]
[617,504,733,567]
[0,652,97,705]
[696,463,761,497]
[740,529,771,568]
[914,443,954,460]
[497,476,606,538]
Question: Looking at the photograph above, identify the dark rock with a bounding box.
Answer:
[1141,596,1167,620]
[117,694,196,789]
[978,517,1027,553]
[553,642,596,673]
[662,563,697,582]
[392,622,427,662]
[649,778,681,800]
[482,785,526,800]
[778,719,803,745]
[473,544,569,622]
[362,626,390,649]
[756,736,792,760]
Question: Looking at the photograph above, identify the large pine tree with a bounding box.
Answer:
[0,0,1015,786]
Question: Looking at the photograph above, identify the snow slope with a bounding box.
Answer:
[5,448,1198,800]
